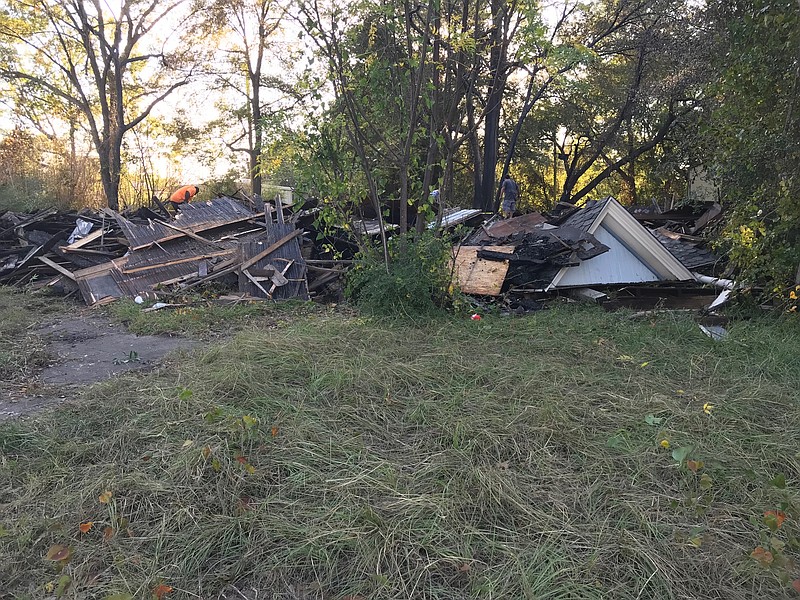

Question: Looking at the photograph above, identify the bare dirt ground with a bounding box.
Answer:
[0,310,198,421]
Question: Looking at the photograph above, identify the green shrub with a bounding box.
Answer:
[346,231,455,316]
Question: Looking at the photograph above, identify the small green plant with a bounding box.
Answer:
[112,351,139,365]
[346,231,455,317]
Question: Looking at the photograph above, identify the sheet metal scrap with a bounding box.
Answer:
[115,196,263,250]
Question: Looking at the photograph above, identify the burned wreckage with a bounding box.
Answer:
[453,197,724,309]
[1,193,726,310]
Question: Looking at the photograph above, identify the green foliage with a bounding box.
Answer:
[346,231,454,316]
[703,0,800,296]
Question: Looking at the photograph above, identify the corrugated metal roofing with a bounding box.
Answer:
[116,197,259,250]
[438,208,483,228]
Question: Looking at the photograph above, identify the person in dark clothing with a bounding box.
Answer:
[500,176,518,218]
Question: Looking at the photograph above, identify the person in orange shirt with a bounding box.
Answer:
[169,185,199,211]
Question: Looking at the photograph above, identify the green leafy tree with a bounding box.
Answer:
[702,0,800,293]
[0,0,204,209]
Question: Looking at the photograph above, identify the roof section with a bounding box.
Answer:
[548,197,694,289]
[652,231,718,270]
[561,199,607,232]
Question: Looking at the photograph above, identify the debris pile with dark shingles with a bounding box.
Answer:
[1,194,728,310]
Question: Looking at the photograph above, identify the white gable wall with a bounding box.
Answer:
[556,224,661,287]
[547,197,694,290]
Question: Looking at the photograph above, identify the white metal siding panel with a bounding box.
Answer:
[555,225,660,287]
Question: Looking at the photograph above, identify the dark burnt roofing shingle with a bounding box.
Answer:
[561,198,608,232]
[652,232,719,270]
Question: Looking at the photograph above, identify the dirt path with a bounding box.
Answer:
[0,312,198,421]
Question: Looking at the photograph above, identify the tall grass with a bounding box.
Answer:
[1,306,799,599]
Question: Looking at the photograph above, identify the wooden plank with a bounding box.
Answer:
[121,249,235,274]
[238,229,302,272]
[154,219,225,248]
[242,268,272,297]
[451,246,514,296]
[37,256,76,281]
[62,228,104,251]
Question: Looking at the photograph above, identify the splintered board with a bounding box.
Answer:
[452,246,514,296]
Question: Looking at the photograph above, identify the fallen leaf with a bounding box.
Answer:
[55,574,71,598]
[671,446,693,464]
[792,579,800,593]
[201,445,212,459]
[688,535,702,547]
[104,594,134,600]
[676,389,685,396]
[79,522,93,534]
[45,544,72,562]
[181,440,194,449]
[686,460,704,473]
[660,439,670,449]
[153,584,173,599]
[235,455,247,464]
[245,464,256,475]
[644,414,664,426]
[703,402,714,415]
[458,562,471,572]
[751,546,774,567]
[640,361,649,368]
[771,473,786,489]
[103,527,114,541]
[98,491,113,504]
[770,536,785,552]
[242,415,258,429]
[616,354,634,362]
[497,461,510,471]
[699,473,713,490]
[764,510,786,531]
[271,426,279,437]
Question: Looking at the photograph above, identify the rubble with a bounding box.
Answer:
[0,197,316,305]
[0,193,731,313]
[453,196,726,311]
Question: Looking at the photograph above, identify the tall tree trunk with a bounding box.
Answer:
[479,0,506,212]
[251,71,262,198]
[467,98,483,209]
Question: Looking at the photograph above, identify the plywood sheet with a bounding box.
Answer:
[452,246,514,296]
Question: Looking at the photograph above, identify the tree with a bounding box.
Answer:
[701,0,800,291]
[0,0,202,209]
[207,0,293,199]
[543,0,706,207]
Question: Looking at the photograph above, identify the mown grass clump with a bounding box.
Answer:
[0,288,68,382]
[107,297,326,337]
[1,307,799,599]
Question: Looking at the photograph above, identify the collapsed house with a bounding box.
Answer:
[454,197,723,308]
[1,192,729,311]
[0,197,324,305]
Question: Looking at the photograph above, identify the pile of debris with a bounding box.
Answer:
[1,193,731,312]
[454,196,726,310]
[0,198,328,305]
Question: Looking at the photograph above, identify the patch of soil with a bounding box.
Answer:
[0,312,198,422]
